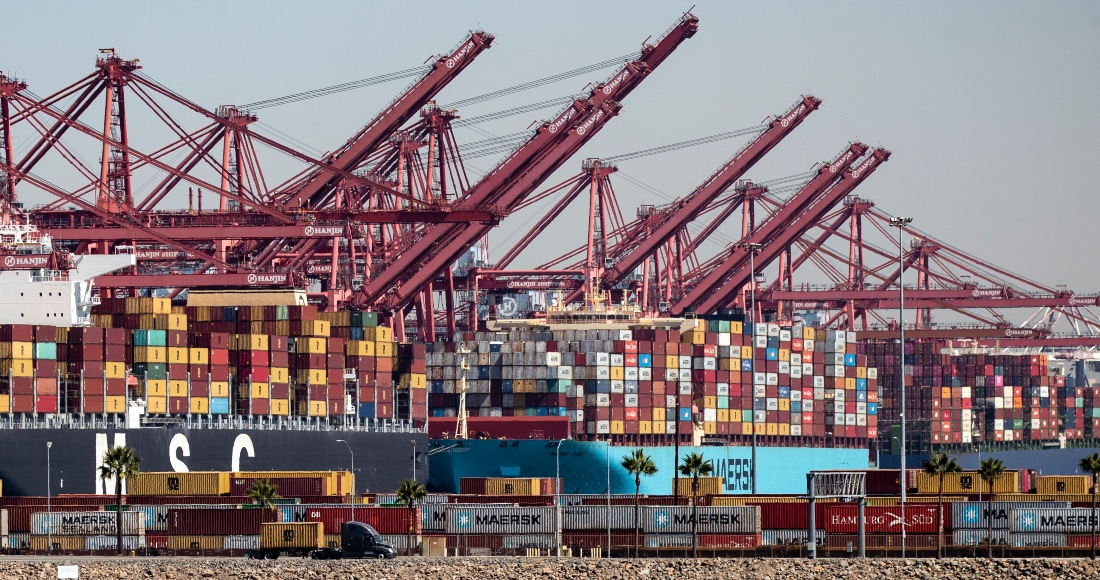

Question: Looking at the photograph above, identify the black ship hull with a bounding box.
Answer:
[0,428,427,496]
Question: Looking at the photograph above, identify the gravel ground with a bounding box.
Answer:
[1,557,1100,580]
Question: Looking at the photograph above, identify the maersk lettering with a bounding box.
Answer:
[1041,514,1098,527]
[475,514,542,526]
[673,513,741,525]
[576,110,604,137]
[548,109,576,134]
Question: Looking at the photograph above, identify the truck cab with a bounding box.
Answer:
[312,522,397,560]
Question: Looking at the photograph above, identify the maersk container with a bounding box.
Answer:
[952,529,1009,546]
[642,506,761,534]
[423,503,511,532]
[698,534,761,548]
[445,507,555,534]
[167,507,277,535]
[5,532,29,549]
[561,505,637,531]
[951,502,1070,530]
[6,506,99,533]
[1009,508,1100,533]
[32,511,145,536]
[84,535,147,551]
[502,534,555,549]
[821,505,944,534]
[645,533,693,548]
[1010,533,1067,547]
[761,529,824,546]
[222,535,261,550]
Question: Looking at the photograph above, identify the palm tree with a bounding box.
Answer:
[1079,452,1100,560]
[396,479,427,556]
[98,446,141,556]
[621,449,658,558]
[678,452,713,558]
[246,478,281,515]
[922,451,961,559]
[978,458,1005,560]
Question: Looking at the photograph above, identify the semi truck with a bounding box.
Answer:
[249,521,398,560]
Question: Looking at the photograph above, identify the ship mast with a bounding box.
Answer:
[456,345,470,440]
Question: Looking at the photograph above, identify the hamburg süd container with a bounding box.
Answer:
[445,507,556,535]
[821,505,944,534]
[260,522,325,550]
[642,506,761,534]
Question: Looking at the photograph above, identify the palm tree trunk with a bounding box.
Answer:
[937,471,944,559]
[691,475,698,559]
[634,475,640,559]
[116,477,123,556]
[986,481,993,560]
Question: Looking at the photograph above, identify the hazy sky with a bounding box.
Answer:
[3,1,1099,301]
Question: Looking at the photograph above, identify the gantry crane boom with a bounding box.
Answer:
[355,12,699,309]
[590,96,821,296]
[280,31,494,209]
[677,146,890,314]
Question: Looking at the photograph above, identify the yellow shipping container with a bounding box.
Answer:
[133,347,166,363]
[30,536,84,551]
[346,340,375,356]
[400,374,426,389]
[210,381,229,398]
[915,471,1019,494]
[150,297,171,314]
[640,420,653,434]
[169,536,224,550]
[653,408,666,422]
[994,493,1096,503]
[1035,475,1091,495]
[261,522,324,550]
[147,396,167,414]
[105,361,126,379]
[652,420,666,434]
[363,326,392,342]
[271,399,289,416]
[155,314,187,331]
[190,397,209,414]
[169,380,188,397]
[249,382,269,399]
[106,396,126,413]
[189,348,209,365]
[0,342,33,359]
[307,400,327,417]
[682,330,705,345]
[298,320,331,337]
[611,420,624,434]
[233,471,351,496]
[375,342,393,358]
[296,369,327,385]
[703,422,716,434]
[323,534,341,549]
[610,367,624,380]
[129,471,230,495]
[485,477,541,496]
[0,394,9,412]
[674,476,723,497]
[270,367,289,384]
[146,379,167,396]
[778,423,790,436]
[740,346,753,359]
[0,359,32,377]
[766,423,778,436]
[242,334,269,351]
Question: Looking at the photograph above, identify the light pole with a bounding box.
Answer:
[411,439,417,482]
[46,441,52,554]
[740,241,763,495]
[336,439,355,523]
[888,216,912,557]
[555,439,565,557]
[606,443,611,558]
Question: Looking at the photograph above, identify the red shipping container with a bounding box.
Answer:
[229,477,324,497]
[104,344,126,361]
[238,366,269,382]
[699,534,761,548]
[167,330,187,348]
[271,383,289,399]
[822,504,946,534]
[82,395,105,414]
[293,506,419,535]
[169,397,188,414]
[210,366,229,381]
[69,344,104,360]
[0,325,33,341]
[270,351,289,368]
[209,349,229,365]
[35,395,57,413]
[237,351,268,366]
[168,364,188,380]
[190,381,209,397]
[69,327,104,344]
[447,495,554,506]
[166,508,277,535]
[4,505,95,532]
[104,327,126,345]
[250,398,270,415]
[106,378,127,396]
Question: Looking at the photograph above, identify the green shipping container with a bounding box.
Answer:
[351,311,379,327]
[275,305,289,320]
[34,342,57,360]
[133,363,168,379]
[133,329,167,347]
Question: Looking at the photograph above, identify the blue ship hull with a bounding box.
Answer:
[427,439,870,495]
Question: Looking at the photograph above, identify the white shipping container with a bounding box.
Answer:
[423,503,514,532]
[952,529,1009,546]
[6,532,29,549]
[643,506,761,534]
[0,509,6,537]
[1009,508,1100,533]
[445,507,556,534]
[1010,533,1066,547]
[761,529,824,546]
[32,511,145,536]
[85,535,147,551]
[561,505,637,531]
[952,502,1069,530]
[645,533,693,548]
[222,535,261,550]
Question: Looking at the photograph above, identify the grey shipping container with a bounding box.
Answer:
[32,511,145,536]
[1009,508,1100,533]
[952,502,1070,530]
[645,534,693,548]
[951,529,1009,546]
[84,535,147,551]
[561,505,637,531]
[502,534,555,549]
[222,535,261,550]
[5,532,28,549]
[643,506,761,534]
[423,503,513,532]
[1010,533,1067,547]
[445,507,556,534]
[0,509,6,536]
[761,529,824,546]
[381,534,423,551]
